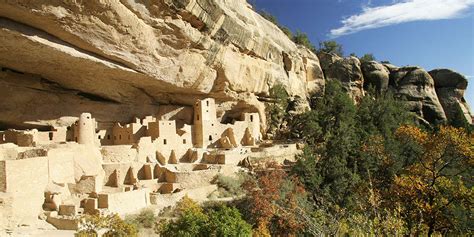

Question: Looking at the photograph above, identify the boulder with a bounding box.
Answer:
[317,52,343,73]
[429,69,472,124]
[323,56,365,102]
[361,61,390,92]
[429,69,468,89]
[389,66,447,123]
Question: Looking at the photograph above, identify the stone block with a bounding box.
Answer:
[47,216,79,230]
[97,189,150,215]
[159,183,174,194]
[59,204,76,216]
[70,175,102,194]
[83,198,98,215]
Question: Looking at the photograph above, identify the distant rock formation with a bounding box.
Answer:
[387,66,447,124]
[429,69,473,124]
[318,52,365,102]
[361,61,389,92]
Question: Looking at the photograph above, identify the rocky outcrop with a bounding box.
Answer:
[361,61,389,92]
[318,52,364,102]
[388,66,446,123]
[429,69,472,124]
[0,0,324,129]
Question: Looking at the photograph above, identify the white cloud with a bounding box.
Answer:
[330,0,474,38]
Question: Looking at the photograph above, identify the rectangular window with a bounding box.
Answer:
[98,135,101,139]
[49,132,53,141]
[250,115,253,122]
[183,139,186,144]
[107,135,111,140]
[164,139,167,145]
[206,101,209,106]
[119,135,122,140]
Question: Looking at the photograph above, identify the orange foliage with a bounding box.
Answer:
[243,163,308,236]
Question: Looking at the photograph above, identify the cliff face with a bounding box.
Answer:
[0,0,324,129]
[0,0,471,129]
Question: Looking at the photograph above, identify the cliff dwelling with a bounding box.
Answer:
[0,98,299,230]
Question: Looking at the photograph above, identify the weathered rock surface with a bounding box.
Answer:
[0,0,324,129]
[318,52,364,102]
[430,69,473,124]
[361,61,389,92]
[389,66,447,123]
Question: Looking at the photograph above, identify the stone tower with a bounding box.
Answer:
[77,113,96,145]
[242,112,261,141]
[193,98,218,148]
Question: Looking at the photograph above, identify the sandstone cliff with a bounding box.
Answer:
[0,0,471,130]
[0,0,324,129]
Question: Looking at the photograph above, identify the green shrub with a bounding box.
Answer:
[318,40,343,56]
[125,208,156,229]
[76,213,137,237]
[207,205,252,237]
[157,197,252,237]
[266,84,290,138]
[293,31,316,52]
[156,196,209,237]
[359,53,376,62]
[215,173,247,197]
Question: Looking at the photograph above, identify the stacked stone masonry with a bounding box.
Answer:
[0,98,301,231]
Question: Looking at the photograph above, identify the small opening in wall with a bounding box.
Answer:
[183,139,186,144]
[206,101,209,106]
[164,139,167,145]
[211,124,214,126]
[75,137,78,142]
[250,115,253,122]
[197,114,199,120]
[49,132,53,141]
[206,110,208,113]
[107,135,111,140]
[98,135,101,139]
[169,122,172,125]
[119,135,122,140]
[87,116,90,119]
[209,135,212,141]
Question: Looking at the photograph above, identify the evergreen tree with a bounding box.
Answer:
[318,41,344,56]
[293,31,316,52]
[291,80,359,207]
[359,53,376,62]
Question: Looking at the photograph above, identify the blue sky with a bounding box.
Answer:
[252,0,474,107]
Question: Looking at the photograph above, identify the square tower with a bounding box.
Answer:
[242,113,261,141]
[193,98,218,148]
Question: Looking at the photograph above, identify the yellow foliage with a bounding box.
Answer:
[175,195,202,215]
[252,222,271,237]
[392,125,474,234]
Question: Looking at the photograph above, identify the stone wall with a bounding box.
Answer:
[0,157,49,228]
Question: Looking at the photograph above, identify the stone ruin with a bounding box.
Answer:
[0,98,300,231]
